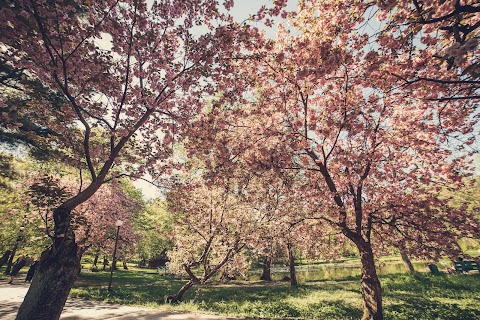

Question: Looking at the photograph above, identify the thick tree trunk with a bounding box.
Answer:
[355,240,383,320]
[398,245,415,273]
[260,256,272,281]
[167,280,195,303]
[122,257,128,270]
[287,243,297,286]
[16,233,81,320]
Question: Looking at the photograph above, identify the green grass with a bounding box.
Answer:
[69,268,480,320]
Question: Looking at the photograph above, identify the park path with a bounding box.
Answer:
[0,281,237,320]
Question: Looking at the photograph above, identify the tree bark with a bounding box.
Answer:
[122,257,128,270]
[287,243,297,286]
[353,238,383,320]
[398,244,415,273]
[16,229,81,320]
[260,255,272,281]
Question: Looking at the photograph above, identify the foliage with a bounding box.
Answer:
[28,174,72,239]
[0,58,64,161]
[441,177,480,255]
[0,154,26,253]
[166,179,257,297]
[133,199,173,262]
[375,0,480,101]
[74,180,142,256]
[26,173,143,255]
[1,0,479,318]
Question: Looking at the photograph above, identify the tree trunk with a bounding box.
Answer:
[355,239,383,320]
[287,243,297,286]
[0,250,11,268]
[260,256,272,281]
[16,232,81,320]
[398,244,415,273]
[92,254,98,268]
[4,249,16,275]
[103,255,108,270]
[122,257,128,270]
[167,280,195,303]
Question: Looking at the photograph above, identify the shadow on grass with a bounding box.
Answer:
[382,273,480,320]
[71,270,480,319]
[196,293,362,320]
[187,281,363,319]
[384,294,480,320]
[71,270,186,304]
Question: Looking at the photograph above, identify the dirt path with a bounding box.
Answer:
[0,281,237,320]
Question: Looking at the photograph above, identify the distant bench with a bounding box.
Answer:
[453,261,480,273]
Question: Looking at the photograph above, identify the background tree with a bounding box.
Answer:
[0,58,65,161]
[166,179,256,303]
[133,199,173,265]
[440,176,480,254]
[26,174,142,262]
[73,180,142,257]
[0,154,47,273]
[0,154,24,255]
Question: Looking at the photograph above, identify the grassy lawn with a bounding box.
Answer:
[69,268,480,320]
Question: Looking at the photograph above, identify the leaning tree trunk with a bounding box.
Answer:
[398,244,415,273]
[0,250,11,269]
[168,247,239,304]
[16,207,81,320]
[167,280,196,303]
[260,256,272,281]
[4,250,16,275]
[352,237,383,320]
[287,243,297,286]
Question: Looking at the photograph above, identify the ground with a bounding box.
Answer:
[0,281,236,320]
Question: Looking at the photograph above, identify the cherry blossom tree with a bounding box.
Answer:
[375,0,479,101]
[185,2,479,319]
[0,0,252,318]
[27,175,141,260]
[73,181,141,257]
[166,180,255,302]
[249,174,313,286]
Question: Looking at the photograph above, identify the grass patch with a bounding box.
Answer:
[382,273,480,320]
[69,269,480,319]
